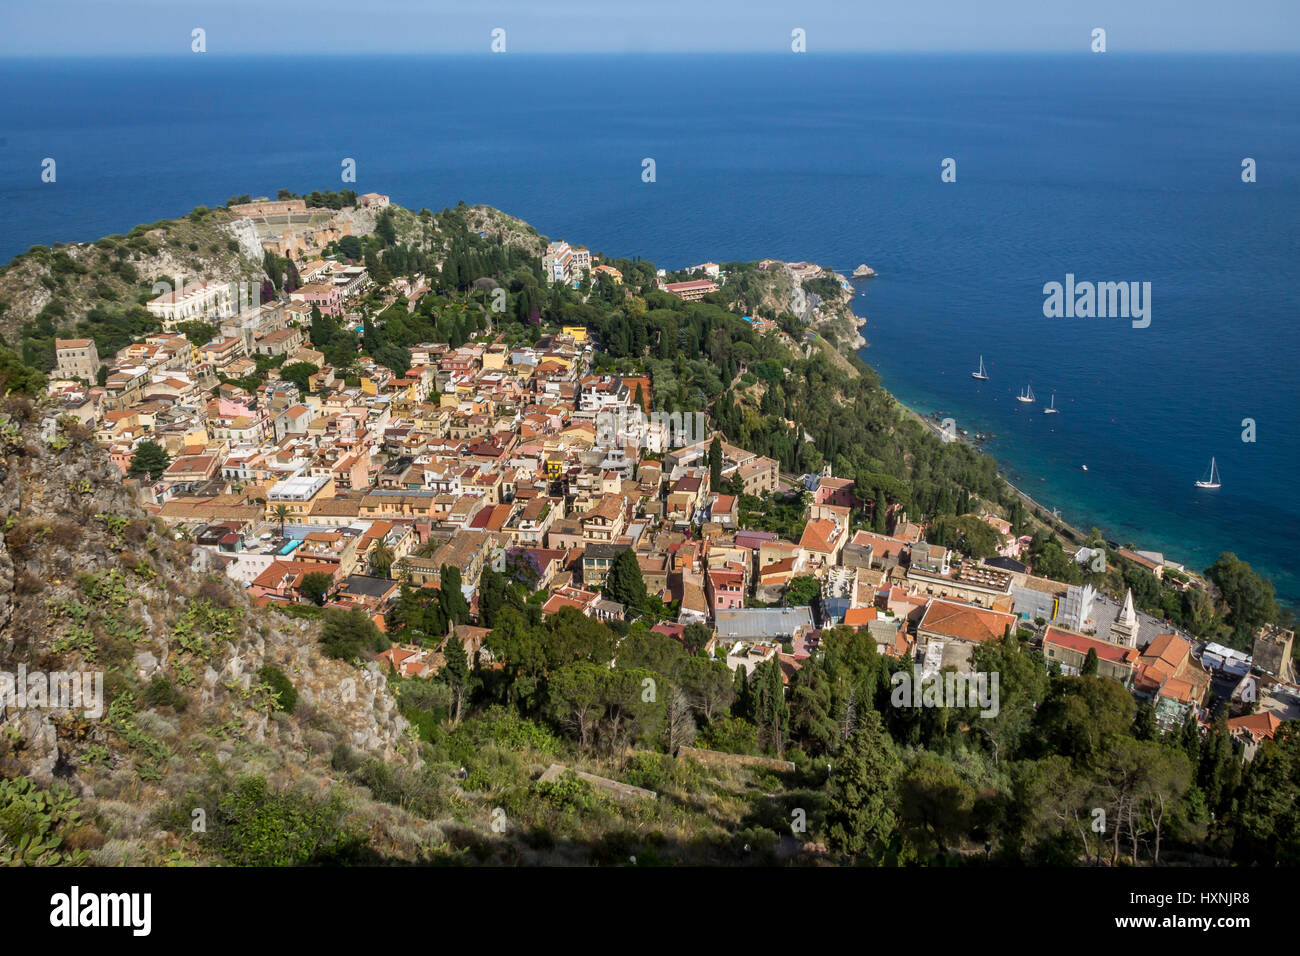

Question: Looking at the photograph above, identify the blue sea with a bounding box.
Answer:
[1,53,1297,605]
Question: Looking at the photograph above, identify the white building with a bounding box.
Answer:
[148,280,247,329]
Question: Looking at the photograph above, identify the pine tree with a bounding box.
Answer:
[790,653,836,755]
[127,440,170,481]
[1133,701,1158,741]
[825,710,901,859]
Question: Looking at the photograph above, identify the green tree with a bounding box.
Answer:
[549,661,607,751]
[783,575,820,608]
[270,504,291,536]
[790,652,837,755]
[172,320,218,347]
[604,548,647,611]
[441,633,471,727]
[897,753,975,856]
[753,657,789,756]
[1234,723,1300,865]
[280,361,319,394]
[127,440,171,481]
[681,622,713,656]
[320,607,387,660]
[338,235,363,260]
[1132,701,1157,741]
[368,542,395,579]
[300,571,333,607]
[1206,552,1278,645]
[825,710,901,859]
[708,436,723,490]
[438,565,469,626]
[1032,675,1135,766]
[1081,647,1099,676]
[258,665,298,713]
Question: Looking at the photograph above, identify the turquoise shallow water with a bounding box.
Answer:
[0,53,1296,603]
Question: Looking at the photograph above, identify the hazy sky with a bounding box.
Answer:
[2,0,1298,55]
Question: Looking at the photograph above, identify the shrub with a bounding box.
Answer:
[257,665,297,713]
[171,775,371,866]
[0,778,92,865]
[141,673,188,713]
[320,607,386,660]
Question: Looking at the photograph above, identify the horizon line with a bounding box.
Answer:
[3,49,1300,59]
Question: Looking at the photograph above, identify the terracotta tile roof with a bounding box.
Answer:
[843,607,877,628]
[1229,712,1283,741]
[921,599,1017,645]
[799,518,841,554]
[1044,626,1141,665]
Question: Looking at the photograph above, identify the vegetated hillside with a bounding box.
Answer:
[371,201,548,274]
[0,205,265,347]
[0,399,427,865]
[0,197,546,374]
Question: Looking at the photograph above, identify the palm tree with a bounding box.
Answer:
[370,542,395,579]
[271,504,291,536]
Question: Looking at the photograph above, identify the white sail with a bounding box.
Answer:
[1196,457,1221,489]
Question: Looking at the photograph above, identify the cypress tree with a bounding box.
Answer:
[825,710,901,860]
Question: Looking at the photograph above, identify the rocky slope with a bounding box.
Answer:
[0,398,432,864]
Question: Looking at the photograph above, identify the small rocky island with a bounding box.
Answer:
[852,264,877,278]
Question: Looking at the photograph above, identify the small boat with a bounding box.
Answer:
[1043,391,1059,414]
[1081,464,1088,471]
[971,355,989,381]
[1196,457,1221,489]
[1017,383,1035,404]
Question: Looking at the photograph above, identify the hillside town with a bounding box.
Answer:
[35,193,1296,769]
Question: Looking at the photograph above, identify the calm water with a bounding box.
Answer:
[1,53,1296,604]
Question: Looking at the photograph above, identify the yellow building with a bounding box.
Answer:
[561,325,588,343]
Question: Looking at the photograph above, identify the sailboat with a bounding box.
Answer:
[1017,383,1035,404]
[1043,391,1059,414]
[1195,457,1221,489]
[971,355,989,381]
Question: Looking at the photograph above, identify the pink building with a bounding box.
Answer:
[293,283,344,317]
[706,568,745,613]
[814,475,859,509]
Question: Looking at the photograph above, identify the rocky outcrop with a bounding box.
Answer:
[0,400,416,856]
